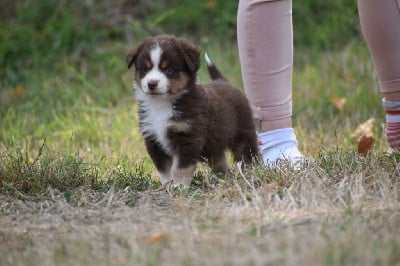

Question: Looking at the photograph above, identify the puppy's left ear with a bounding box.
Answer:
[126,47,138,69]
[176,38,201,74]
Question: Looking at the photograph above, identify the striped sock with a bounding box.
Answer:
[383,98,400,151]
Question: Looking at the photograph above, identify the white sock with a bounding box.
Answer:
[257,128,304,167]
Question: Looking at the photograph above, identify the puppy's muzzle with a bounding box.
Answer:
[148,80,159,91]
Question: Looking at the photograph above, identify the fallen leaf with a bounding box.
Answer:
[13,86,24,97]
[358,135,374,156]
[351,118,375,140]
[352,118,375,156]
[330,95,346,111]
[206,0,216,9]
[143,231,171,245]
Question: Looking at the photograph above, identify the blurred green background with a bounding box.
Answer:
[0,0,359,87]
[1,0,378,155]
[1,0,377,154]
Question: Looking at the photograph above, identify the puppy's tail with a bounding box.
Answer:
[205,53,227,81]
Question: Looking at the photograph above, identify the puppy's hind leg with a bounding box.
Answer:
[207,152,229,176]
[232,137,259,165]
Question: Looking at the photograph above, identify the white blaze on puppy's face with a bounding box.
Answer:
[140,45,169,95]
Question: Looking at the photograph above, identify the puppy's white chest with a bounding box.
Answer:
[139,96,174,154]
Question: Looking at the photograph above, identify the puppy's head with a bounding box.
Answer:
[127,35,201,96]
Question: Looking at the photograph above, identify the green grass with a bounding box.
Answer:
[1,1,400,265]
[1,39,389,195]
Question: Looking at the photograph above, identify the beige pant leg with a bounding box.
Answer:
[358,0,400,100]
[237,0,293,131]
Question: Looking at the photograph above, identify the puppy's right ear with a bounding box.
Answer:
[126,47,138,69]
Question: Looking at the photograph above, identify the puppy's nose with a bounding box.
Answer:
[148,80,158,91]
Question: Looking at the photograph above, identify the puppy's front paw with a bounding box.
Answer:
[169,161,196,189]
[172,177,191,188]
[165,181,190,195]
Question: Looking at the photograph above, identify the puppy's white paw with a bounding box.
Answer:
[165,181,189,195]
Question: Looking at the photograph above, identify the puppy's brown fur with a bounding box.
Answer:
[127,35,258,187]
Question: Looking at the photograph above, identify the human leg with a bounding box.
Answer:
[358,0,400,150]
[237,0,303,166]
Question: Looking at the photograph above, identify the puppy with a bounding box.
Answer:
[126,35,258,187]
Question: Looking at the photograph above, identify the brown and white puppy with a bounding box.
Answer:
[126,35,258,187]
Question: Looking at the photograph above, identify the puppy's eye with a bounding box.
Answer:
[165,67,174,75]
[142,67,150,74]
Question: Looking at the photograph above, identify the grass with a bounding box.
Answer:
[1,2,400,265]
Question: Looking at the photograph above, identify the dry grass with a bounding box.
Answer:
[1,155,399,266]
